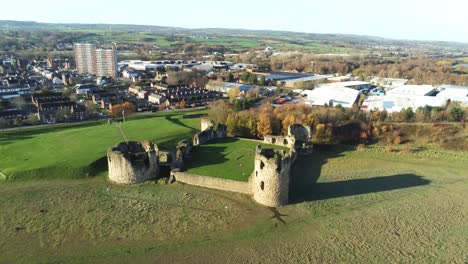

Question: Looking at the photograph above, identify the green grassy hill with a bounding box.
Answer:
[0,111,205,180]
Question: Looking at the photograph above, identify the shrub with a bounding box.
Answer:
[449,106,463,122]
[400,146,415,154]
[387,136,393,144]
[386,145,395,152]
[394,136,402,145]
[357,144,366,151]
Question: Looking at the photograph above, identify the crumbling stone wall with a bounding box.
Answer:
[263,135,294,148]
[193,120,227,146]
[201,118,214,132]
[250,145,297,207]
[263,124,313,155]
[173,171,251,194]
[107,141,159,184]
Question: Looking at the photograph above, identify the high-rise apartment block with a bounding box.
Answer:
[74,43,118,77]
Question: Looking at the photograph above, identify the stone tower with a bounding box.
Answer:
[251,145,297,207]
[200,117,215,132]
[107,141,159,184]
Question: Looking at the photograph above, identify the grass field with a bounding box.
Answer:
[1,114,468,263]
[0,145,467,263]
[0,110,205,180]
[185,138,289,181]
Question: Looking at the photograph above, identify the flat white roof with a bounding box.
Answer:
[306,86,360,108]
[437,85,468,104]
[284,75,332,83]
[318,81,370,88]
[386,85,436,96]
[362,95,447,112]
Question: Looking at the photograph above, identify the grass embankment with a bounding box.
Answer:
[0,110,206,180]
[0,146,467,262]
[185,138,289,182]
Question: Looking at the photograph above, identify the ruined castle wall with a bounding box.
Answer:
[193,129,214,146]
[288,124,310,142]
[263,135,294,148]
[173,171,251,194]
[251,147,296,207]
[107,141,159,184]
[200,118,214,132]
[194,122,227,146]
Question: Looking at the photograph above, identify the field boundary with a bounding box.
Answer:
[173,171,251,194]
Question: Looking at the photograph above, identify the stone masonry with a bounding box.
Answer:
[250,145,297,207]
[107,119,313,207]
[107,141,160,184]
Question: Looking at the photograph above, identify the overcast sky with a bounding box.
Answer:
[2,0,468,43]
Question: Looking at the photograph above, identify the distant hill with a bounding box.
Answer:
[1,20,467,52]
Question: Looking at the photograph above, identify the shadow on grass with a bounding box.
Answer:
[182,113,205,119]
[164,115,198,131]
[184,145,230,170]
[290,144,431,203]
[184,138,241,170]
[87,156,109,177]
[290,144,346,201]
[311,174,430,200]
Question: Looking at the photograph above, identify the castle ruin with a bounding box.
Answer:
[251,145,296,207]
[263,123,313,155]
[193,117,227,146]
[107,141,160,184]
[107,119,312,207]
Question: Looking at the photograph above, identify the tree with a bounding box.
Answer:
[25,114,40,126]
[0,118,10,128]
[248,73,258,85]
[207,99,231,125]
[258,75,267,86]
[226,72,234,82]
[226,113,238,135]
[41,86,51,93]
[179,99,186,109]
[415,106,430,122]
[55,108,73,122]
[282,114,296,134]
[228,87,240,102]
[111,102,136,117]
[240,72,250,83]
[85,101,98,118]
[449,105,463,122]
[257,113,272,137]
[11,97,26,110]
[313,123,332,144]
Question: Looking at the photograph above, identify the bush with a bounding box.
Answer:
[357,144,366,151]
[400,146,415,154]
[394,136,402,145]
[386,145,395,152]
[449,106,463,122]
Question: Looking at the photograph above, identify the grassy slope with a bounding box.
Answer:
[0,147,467,263]
[185,138,289,181]
[0,110,205,180]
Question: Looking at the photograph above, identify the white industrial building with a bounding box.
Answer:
[370,77,408,88]
[437,85,468,106]
[361,95,447,112]
[304,86,360,108]
[386,85,437,96]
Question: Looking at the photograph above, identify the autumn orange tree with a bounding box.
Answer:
[111,102,136,117]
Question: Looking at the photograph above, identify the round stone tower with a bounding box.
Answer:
[251,145,296,207]
[200,117,215,132]
[107,141,159,184]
